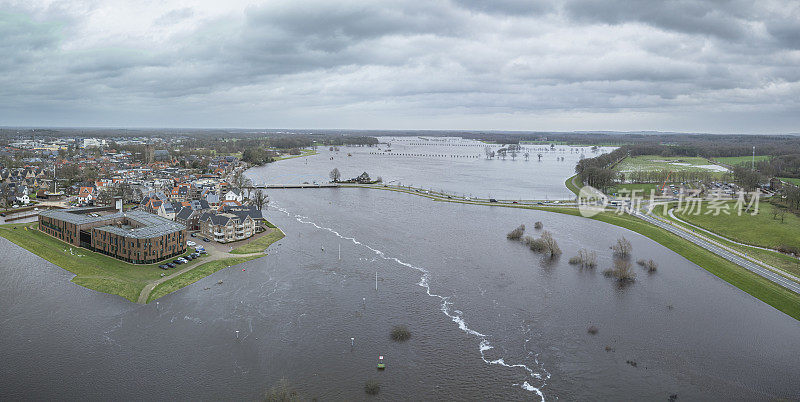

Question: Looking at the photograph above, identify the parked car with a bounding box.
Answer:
[186,240,196,247]
[167,262,176,268]
[203,237,210,242]
[190,232,197,237]
[489,198,498,202]
[199,250,208,255]
[191,253,200,258]
[159,264,169,270]
[174,259,185,265]
[185,255,194,261]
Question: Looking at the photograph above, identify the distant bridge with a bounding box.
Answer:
[245,183,340,189]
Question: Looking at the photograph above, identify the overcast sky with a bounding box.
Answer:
[1,0,799,133]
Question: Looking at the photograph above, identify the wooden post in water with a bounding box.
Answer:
[375,272,378,291]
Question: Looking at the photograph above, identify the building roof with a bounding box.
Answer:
[41,208,184,239]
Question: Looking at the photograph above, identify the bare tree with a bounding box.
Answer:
[510,149,517,160]
[329,168,341,182]
[612,237,632,257]
[231,169,247,189]
[604,259,636,282]
[252,189,269,210]
[242,177,253,199]
[524,151,530,161]
[569,248,597,268]
[484,146,494,159]
[539,231,562,257]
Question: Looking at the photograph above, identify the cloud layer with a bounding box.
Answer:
[1,0,798,132]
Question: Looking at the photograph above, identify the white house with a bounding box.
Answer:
[16,193,30,205]
[223,189,244,203]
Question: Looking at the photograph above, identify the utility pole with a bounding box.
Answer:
[752,146,755,171]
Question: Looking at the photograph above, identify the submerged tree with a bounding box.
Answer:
[507,224,526,240]
[329,167,341,182]
[612,236,632,257]
[604,259,636,282]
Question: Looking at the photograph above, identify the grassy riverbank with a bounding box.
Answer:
[0,222,274,303]
[147,256,261,303]
[274,149,318,161]
[564,174,581,196]
[230,228,285,254]
[0,223,192,302]
[674,201,800,251]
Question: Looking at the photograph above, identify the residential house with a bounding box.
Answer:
[77,186,96,204]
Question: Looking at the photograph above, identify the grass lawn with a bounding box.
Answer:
[275,149,318,161]
[674,201,800,250]
[713,155,771,166]
[653,204,800,279]
[615,155,728,175]
[564,174,582,196]
[230,228,285,254]
[780,177,800,186]
[606,182,664,196]
[147,255,261,303]
[0,223,193,302]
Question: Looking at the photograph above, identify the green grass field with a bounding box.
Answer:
[615,155,728,174]
[674,201,800,250]
[0,223,194,302]
[780,177,800,186]
[713,155,771,166]
[564,174,582,196]
[606,182,664,196]
[147,255,261,302]
[653,203,800,278]
[274,149,318,161]
[230,228,285,254]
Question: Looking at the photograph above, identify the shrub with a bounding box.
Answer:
[528,237,547,252]
[507,224,526,240]
[540,231,561,257]
[587,325,599,335]
[365,379,380,395]
[525,231,561,257]
[263,379,300,402]
[391,325,411,342]
[570,249,597,268]
[777,244,800,255]
[612,236,632,257]
[534,221,543,229]
[603,259,636,282]
[637,258,658,272]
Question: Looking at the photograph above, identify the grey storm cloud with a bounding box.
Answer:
[0,0,798,132]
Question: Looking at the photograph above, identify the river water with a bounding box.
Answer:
[1,138,799,401]
[247,137,612,200]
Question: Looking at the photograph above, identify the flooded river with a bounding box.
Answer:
[1,137,798,400]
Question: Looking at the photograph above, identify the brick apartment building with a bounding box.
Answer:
[39,207,187,264]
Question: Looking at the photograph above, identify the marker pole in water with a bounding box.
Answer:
[375,272,378,291]
[351,337,354,347]
[338,244,341,260]
[235,330,239,339]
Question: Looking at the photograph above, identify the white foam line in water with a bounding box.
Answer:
[273,204,549,400]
